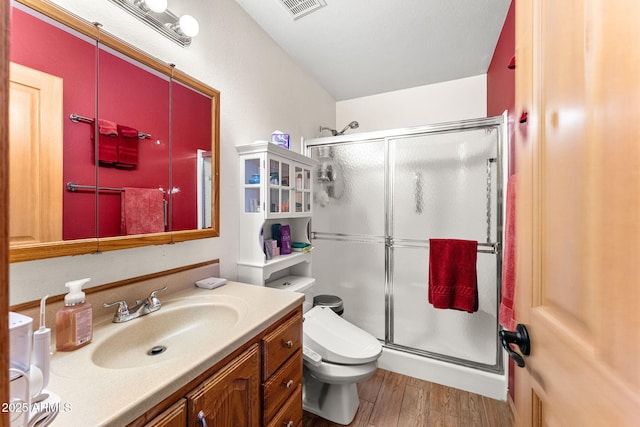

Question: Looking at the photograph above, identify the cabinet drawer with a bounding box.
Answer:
[266,385,302,427]
[262,313,302,380]
[263,349,302,423]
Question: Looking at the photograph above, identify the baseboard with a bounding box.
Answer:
[378,346,508,401]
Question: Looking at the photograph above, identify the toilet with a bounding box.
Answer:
[267,276,382,425]
[302,305,382,425]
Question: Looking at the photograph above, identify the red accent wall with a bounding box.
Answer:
[10,7,211,239]
[171,82,213,232]
[486,0,516,400]
[487,0,516,176]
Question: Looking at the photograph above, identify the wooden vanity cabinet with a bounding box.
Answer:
[261,312,303,426]
[186,344,260,426]
[136,307,303,427]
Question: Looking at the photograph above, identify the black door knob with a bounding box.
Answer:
[499,324,531,367]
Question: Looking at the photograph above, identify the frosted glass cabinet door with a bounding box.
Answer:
[310,139,385,236]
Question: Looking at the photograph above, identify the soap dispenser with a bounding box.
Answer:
[55,278,93,351]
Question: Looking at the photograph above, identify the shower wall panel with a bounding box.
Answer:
[389,129,498,242]
[310,140,385,236]
[391,246,498,365]
[311,239,386,340]
[310,139,386,340]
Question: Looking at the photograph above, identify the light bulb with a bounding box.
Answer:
[144,0,167,13]
[178,14,199,37]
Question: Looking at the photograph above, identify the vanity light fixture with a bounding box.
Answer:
[134,0,167,13]
[107,0,199,47]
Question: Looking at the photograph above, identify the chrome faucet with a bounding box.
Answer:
[103,286,167,323]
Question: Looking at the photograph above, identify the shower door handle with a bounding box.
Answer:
[499,324,530,368]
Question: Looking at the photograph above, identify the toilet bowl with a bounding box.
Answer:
[302,305,382,425]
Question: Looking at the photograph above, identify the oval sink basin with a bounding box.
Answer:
[91,297,247,370]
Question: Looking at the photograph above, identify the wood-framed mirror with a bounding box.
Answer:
[8,0,220,262]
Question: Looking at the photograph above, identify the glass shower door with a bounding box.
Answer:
[388,128,501,367]
[310,140,386,339]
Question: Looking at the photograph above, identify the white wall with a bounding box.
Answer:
[9,0,336,304]
[336,75,487,132]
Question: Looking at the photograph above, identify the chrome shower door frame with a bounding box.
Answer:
[304,113,509,375]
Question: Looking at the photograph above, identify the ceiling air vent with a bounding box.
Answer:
[278,0,327,20]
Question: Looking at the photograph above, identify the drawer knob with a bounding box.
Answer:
[284,379,294,388]
[284,340,294,348]
[284,422,293,427]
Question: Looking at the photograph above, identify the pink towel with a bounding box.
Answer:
[121,188,165,235]
[98,119,118,136]
[116,124,139,167]
[428,239,478,313]
[499,175,517,330]
[97,119,118,164]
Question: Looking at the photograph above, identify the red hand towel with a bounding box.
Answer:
[428,239,478,313]
[96,119,118,164]
[117,124,138,138]
[499,175,517,330]
[121,187,165,235]
[98,135,118,164]
[116,124,139,167]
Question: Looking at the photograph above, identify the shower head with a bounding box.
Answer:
[319,121,359,136]
[336,121,359,135]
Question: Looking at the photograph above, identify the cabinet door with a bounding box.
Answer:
[293,165,312,215]
[145,399,187,427]
[242,155,262,213]
[266,155,293,216]
[187,345,260,427]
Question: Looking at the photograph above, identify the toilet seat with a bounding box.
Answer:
[303,306,382,365]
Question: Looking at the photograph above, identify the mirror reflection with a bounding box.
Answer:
[95,45,171,238]
[8,0,219,262]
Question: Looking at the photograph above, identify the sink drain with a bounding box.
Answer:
[147,345,167,356]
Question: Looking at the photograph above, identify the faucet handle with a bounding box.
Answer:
[103,300,130,315]
[147,286,167,308]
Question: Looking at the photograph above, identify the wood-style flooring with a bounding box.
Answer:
[303,369,514,427]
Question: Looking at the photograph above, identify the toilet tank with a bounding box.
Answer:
[266,275,316,312]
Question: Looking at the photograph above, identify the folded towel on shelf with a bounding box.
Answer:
[116,124,139,167]
[120,187,165,235]
[428,238,478,313]
[499,175,517,330]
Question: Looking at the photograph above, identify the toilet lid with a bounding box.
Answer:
[303,306,382,365]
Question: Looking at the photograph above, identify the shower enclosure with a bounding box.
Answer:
[304,115,507,380]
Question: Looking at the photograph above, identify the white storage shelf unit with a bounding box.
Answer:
[236,141,316,286]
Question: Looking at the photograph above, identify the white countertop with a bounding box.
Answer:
[44,281,303,426]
